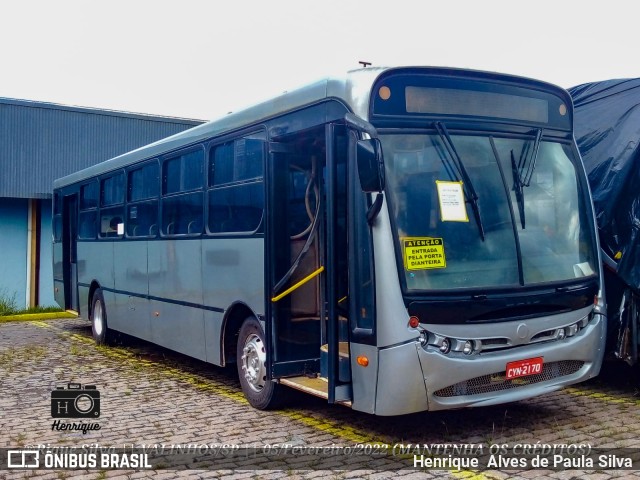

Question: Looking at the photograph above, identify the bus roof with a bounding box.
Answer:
[53,66,567,189]
[53,67,388,189]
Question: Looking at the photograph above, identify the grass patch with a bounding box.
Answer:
[0,289,66,317]
[0,305,66,317]
[21,305,66,315]
[0,289,18,315]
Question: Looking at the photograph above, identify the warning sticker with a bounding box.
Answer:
[403,237,446,270]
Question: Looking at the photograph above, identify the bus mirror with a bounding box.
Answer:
[357,138,385,193]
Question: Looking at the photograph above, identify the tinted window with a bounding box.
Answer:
[78,211,97,239]
[162,192,203,235]
[129,162,159,201]
[163,149,204,194]
[101,173,125,206]
[207,135,265,234]
[80,182,99,210]
[161,148,204,237]
[210,139,263,186]
[127,202,158,237]
[99,206,124,238]
[208,183,263,233]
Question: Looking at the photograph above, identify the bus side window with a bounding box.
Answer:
[208,183,263,233]
[162,192,204,235]
[99,173,125,238]
[127,162,159,238]
[208,136,264,234]
[78,210,97,239]
[161,148,204,236]
[78,181,99,239]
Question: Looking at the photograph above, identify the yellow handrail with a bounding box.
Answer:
[271,266,325,303]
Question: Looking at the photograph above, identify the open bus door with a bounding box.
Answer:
[264,123,351,405]
[62,194,79,312]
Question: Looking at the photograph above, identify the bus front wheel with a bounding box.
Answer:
[237,317,284,410]
[91,288,111,345]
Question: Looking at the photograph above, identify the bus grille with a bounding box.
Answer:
[433,360,584,398]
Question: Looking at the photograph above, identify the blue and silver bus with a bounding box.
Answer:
[53,67,606,415]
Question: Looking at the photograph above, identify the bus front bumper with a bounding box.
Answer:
[373,312,605,415]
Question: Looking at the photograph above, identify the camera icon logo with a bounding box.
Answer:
[51,383,100,418]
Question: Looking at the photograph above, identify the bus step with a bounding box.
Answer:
[280,376,328,398]
[279,377,352,407]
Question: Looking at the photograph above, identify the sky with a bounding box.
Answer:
[2,0,637,121]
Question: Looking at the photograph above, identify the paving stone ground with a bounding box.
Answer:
[1,318,640,479]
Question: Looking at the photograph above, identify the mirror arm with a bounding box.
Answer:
[367,193,384,225]
[345,112,378,139]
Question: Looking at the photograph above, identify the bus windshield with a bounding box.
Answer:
[382,132,597,291]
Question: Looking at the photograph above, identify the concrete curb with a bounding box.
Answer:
[0,311,78,323]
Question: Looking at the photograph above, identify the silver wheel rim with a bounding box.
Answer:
[241,333,266,392]
[93,300,104,337]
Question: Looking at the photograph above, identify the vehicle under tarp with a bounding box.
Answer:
[570,78,640,364]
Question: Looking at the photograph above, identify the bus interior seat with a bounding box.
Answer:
[209,205,231,233]
[149,224,157,236]
[188,220,201,234]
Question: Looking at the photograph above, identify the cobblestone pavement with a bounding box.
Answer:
[1,318,640,479]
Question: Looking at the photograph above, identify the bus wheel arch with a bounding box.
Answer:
[221,303,258,366]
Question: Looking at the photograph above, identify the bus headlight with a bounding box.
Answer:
[463,340,474,355]
[439,338,451,354]
[566,323,579,337]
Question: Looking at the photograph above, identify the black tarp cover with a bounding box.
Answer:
[569,79,640,291]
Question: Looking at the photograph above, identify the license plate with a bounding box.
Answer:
[506,357,544,379]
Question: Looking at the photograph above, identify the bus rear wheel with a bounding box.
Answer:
[91,288,111,345]
[237,317,284,410]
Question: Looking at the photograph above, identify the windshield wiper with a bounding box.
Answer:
[433,122,485,241]
[511,129,542,229]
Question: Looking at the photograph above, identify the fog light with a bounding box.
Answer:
[439,338,451,354]
[463,340,474,355]
[419,330,429,346]
[557,329,566,340]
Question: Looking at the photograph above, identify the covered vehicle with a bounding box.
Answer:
[569,79,640,364]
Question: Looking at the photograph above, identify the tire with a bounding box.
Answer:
[236,317,284,410]
[91,288,111,345]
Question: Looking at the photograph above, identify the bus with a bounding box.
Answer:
[53,66,606,415]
